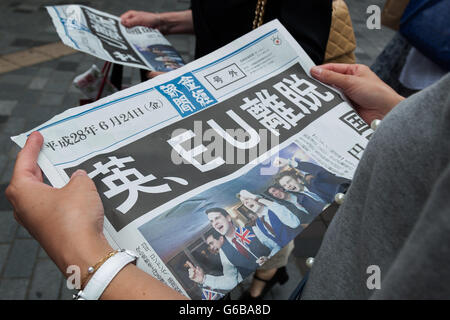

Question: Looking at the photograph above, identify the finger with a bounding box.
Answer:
[120,10,135,21]
[14,132,44,174]
[125,15,148,28]
[121,12,140,27]
[310,66,354,91]
[147,71,164,79]
[65,169,98,193]
[315,63,354,74]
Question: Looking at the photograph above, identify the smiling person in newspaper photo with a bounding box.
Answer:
[265,184,327,219]
[186,207,270,292]
[238,190,301,250]
[274,157,351,204]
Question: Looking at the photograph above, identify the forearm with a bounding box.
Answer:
[101,264,187,300]
[159,10,194,34]
[255,229,280,257]
[269,203,300,228]
[59,237,186,300]
[383,93,405,117]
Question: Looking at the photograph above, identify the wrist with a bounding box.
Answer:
[159,10,193,34]
[60,235,113,278]
[389,94,405,111]
[382,88,405,117]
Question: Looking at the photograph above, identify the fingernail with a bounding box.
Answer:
[71,169,87,177]
[29,131,40,139]
[311,66,322,76]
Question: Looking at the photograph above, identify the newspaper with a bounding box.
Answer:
[12,20,372,300]
[47,5,184,71]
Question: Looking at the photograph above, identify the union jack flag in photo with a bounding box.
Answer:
[235,227,255,247]
[201,288,224,300]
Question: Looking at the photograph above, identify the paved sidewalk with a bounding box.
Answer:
[0,0,393,300]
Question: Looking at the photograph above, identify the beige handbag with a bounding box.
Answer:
[324,0,356,64]
[381,0,411,30]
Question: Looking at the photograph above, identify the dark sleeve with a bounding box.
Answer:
[371,163,450,299]
[191,0,332,63]
[266,0,332,64]
[191,0,255,59]
[295,160,325,176]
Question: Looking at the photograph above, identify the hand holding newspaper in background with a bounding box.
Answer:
[47,5,185,72]
[120,9,194,35]
[120,10,163,30]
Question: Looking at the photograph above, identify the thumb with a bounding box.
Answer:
[65,169,98,193]
[15,131,44,172]
[310,66,354,91]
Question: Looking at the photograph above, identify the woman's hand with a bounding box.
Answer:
[6,132,187,299]
[310,64,405,124]
[120,10,194,35]
[5,132,112,274]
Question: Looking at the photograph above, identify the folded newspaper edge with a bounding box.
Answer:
[46,4,185,71]
[11,19,372,299]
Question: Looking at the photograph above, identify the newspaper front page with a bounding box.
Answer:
[12,20,372,299]
[47,5,184,71]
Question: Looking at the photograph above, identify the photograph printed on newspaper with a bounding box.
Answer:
[11,20,373,299]
[47,5,184,71]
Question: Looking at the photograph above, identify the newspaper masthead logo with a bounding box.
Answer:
[157,72,217,117]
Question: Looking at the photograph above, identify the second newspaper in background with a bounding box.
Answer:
[47,5,184,72]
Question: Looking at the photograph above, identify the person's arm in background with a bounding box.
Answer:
[252,226,280,258]
[202,250,241,291]
[262,200,301,229]
[5,132,186,300]
[310,64,405,124]
[120,10,194,35]
[120,10,193,79]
